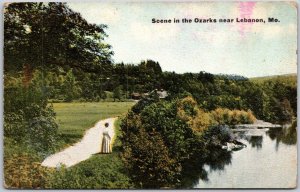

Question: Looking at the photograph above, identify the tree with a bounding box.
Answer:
[113,86,123,101]
[121,128,181,188]
[4,2,113,84]
[62,69,81,102]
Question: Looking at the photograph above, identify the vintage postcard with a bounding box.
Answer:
[3,1,297,189]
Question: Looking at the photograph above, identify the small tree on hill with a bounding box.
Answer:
[113,86,123,101]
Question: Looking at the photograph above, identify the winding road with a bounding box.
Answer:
[41,117,117,168]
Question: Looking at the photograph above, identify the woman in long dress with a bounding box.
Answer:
[102,122,112,153]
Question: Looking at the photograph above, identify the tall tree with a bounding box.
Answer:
[4,2,113,84]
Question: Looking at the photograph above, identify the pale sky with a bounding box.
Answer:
[68,2,297,78]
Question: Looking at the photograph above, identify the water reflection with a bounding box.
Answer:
[191,122,297,188]
[181,147,232,188]
[205,148,232,171]
[267,123,297,145]
[247,136,263,149]
[232,129,264,150]
[266,122,297,151]
[181,148,234,188]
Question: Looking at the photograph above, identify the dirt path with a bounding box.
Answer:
[41,117,117,168]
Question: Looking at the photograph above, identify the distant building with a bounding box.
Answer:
[131,92,149,100]
[156,89,168,99]
[131,89,168,100]
[131,92,142,100]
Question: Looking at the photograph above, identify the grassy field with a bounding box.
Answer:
[52,102,135,147]
[48,102,135,188]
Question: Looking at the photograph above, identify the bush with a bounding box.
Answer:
[201,125,232,147]
[4,83,59,154]
[140,100,196,161]
[210,108,225,125]
[4,153,49,189]
[246,109,256,123]
[48,153,133,189]
[4,112,26,141]
[210,108,256,125]
[121,128,181,188]
[177,96,211,133]
[26,116,58,154]
[120,96,214,188]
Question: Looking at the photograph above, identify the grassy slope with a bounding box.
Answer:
[250,73,297,86]
[52,102,134,147]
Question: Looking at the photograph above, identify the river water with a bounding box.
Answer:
[193,125,297,188]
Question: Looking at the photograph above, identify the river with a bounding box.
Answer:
[193,124,297,188]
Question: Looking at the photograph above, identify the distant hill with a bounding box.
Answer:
[250,73,297,87]
[216,74,248,81]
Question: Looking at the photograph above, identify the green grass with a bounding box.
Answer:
[47,108,133,189]
[112,118,122,149]
[48,152,133,189]
[52,102,135,147]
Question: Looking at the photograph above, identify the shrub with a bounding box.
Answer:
[231,109,241,124]
[190,109,211,133]
[4,83,59,154]
[121,128,181,188]
[177,96,211,133]
[26,116,58,154]
[210,108,256,125]
[48,153,133,189]
[222,108,232,124]
[177,96,198,119]
[247,109,256,123]
[201,125,232,147]
[210,108,225,125]
[140,100,196,161]
[4,153,49,189]
[120,96,213,188]
[4,112,26,141]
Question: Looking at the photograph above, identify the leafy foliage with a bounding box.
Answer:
[26,116,58,153]
[4,82,59,154]
[4,2,113,74]
[4,145,49,189]
[48,153,133,189]
[176,96,211,132]
[210,108,256,125]
[121,128,181,188]
[113,85,123,101]
[120,96,246,188]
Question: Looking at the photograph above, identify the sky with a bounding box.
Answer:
[68,2,297,78]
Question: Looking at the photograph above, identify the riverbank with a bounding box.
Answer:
[235,120,281,129]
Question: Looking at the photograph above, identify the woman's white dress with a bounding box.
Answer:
[101,130,111,153]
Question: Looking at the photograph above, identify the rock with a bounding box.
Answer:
[221,140,247,151]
